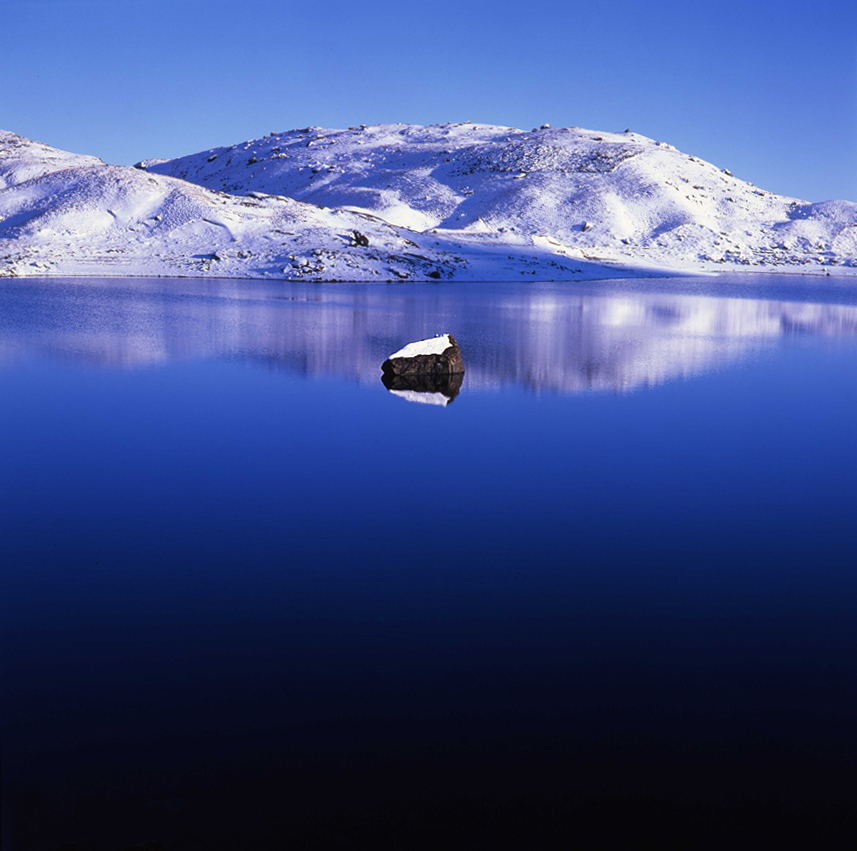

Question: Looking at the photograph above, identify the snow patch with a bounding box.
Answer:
[387,334,453,360]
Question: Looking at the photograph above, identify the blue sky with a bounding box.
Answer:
[3,0,855,202]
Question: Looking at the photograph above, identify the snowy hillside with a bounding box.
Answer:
[2,124,856,281]
[0,130,103,189]
[0,132,470,281]
[143,122,857,276]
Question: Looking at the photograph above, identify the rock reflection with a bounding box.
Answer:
[381,371,464,405]
[1,277,857,394]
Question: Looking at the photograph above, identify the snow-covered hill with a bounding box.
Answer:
[2,124,856,281]
[0,130,104,189]
[143,122,857,276]
[0,132,471,280]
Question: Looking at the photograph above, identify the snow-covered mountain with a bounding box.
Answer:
[2,124,856,281]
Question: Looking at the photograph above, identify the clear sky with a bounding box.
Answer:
[3,0,856,202]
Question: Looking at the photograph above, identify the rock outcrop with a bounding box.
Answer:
[381,334,465,379]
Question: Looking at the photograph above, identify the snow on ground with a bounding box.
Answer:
[0,133,463,281]
[2,125,856,281]
[144,122,857,278]
[0,130,104,189]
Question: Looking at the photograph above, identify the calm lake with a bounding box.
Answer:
[2,275,856,849]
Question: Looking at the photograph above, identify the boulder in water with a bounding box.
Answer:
[381,334,464,378]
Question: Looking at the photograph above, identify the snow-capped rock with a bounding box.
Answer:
[382,333,465,378]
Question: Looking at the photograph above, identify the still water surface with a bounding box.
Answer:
[2,276,857,848]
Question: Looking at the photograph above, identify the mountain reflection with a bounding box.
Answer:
[2,278,856,394]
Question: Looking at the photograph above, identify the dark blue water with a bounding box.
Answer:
[2,277,856,849]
